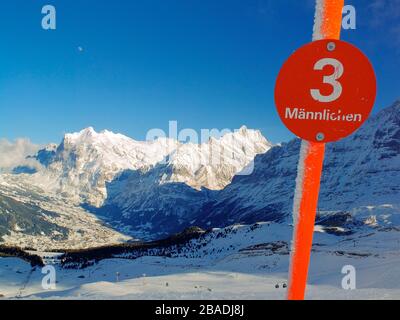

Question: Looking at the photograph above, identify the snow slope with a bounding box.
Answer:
[1,222,400,300]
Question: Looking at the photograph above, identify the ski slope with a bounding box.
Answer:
[1,223,400,300]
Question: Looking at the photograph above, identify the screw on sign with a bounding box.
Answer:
[275,39,376,143]
[274,0,377,300]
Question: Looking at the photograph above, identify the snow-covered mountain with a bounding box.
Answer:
[29,126,270,207]
[30,127,178,206]
[0,126,271,246]
[193,101,400,229]
[104,101,400,237]
[1,102,399,300]
[0,101,399,247]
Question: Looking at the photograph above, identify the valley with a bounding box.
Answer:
[0,101,399,299]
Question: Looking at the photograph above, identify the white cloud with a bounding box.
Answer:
[0,138,42,173]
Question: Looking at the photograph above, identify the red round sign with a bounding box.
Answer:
[275,39,377,143]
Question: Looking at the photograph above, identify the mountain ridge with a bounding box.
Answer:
[27,126,271,207]
[0,101,399,247]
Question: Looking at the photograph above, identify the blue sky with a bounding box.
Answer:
[0,0,399,144]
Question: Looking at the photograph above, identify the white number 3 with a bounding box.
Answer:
[310,58,344,103]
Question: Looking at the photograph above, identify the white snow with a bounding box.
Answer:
[0,102,399,299]
[312,0,325,41]
[1,223,400,300]
[24,126,271,207]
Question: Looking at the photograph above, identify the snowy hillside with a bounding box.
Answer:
[1,222,400,300]
[97,101,400,237]
[101,127,271,237]
[193,101,400,230]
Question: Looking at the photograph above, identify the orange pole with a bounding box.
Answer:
[287,0,344,300]
[312,0,344,40]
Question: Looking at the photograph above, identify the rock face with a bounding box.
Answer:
[194,101,400,229]
[192,138,301,229]
[29,126,271,207]
[319,101,400,216]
